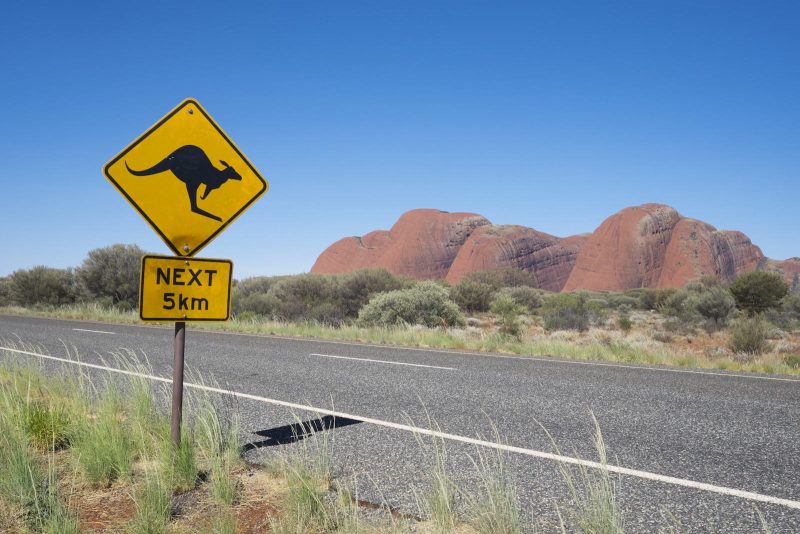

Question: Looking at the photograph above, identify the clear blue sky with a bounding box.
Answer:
[1,2,797,278]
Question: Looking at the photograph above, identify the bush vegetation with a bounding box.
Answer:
[728,315,771,356]
[9,266,82,307]
[358,281,465,327]
[730,271,789,315]
[233,269,411,324]
[77,244,144,309]
[542,293,594,332]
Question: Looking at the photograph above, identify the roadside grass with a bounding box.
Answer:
[0,343,784,532]
[3,303,799,376]
[549,414,624,534]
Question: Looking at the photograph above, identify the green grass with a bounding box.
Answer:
[71,385,135,486]
[552,414,624,534]
[130,469,172,534]
[464,432,522,534]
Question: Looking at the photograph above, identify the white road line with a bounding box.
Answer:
[311,353,456,370]
[4,314,800,383]
[2,345,800,511]
[72,328,116,335]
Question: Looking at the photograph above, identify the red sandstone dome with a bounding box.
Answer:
[311,205,796,292]
[445,225,587,291]
[310,209,490,280]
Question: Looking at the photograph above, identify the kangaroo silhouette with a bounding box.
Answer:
[125,145,241,222]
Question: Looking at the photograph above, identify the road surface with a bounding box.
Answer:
[1,314,798,532]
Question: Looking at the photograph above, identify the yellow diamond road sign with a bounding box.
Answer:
[139,255,233,321]
[104,99,268,257]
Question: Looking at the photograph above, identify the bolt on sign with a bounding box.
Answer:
[103,98,268,257]
[139,256,233,322]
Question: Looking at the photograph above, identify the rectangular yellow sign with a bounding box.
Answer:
[139,255,232,322]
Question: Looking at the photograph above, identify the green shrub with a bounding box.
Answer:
[463,268,538,289]
[451,280,497,313]
[338,269,412,317]
[9,266,81,307]
[77,244,144,308]
[490,294,524,338]
[542,293,594,332]
[728,316,771,356]
[617,313,633,333]
[606,294,638,310]
[695,286,736,331]
[0,277,11,306]
[233,270,410,323]
[654,288,678,310]
[265,274,344,324]
[626,288,658,310]
[657,289,700,325]
[730,271,789,315]
[498,286,543,313]
[784,354,800,369]
[358,282,465,327]
[783,293,800,318]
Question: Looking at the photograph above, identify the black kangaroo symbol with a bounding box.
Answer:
[125,145,242,222]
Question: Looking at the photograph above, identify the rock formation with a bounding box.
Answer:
[310,209,490,280]
[312,204,795,292]
[445,225,587,291]
[562,204,682,291]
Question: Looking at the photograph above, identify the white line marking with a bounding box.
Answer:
[311,353,456,370]
[72,328,116,335]
[2,345,799,510]
[4,314,800,382]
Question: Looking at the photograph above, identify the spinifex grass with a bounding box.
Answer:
[463,429,523,534]
[549,414,624,534]
[71,384,135,485]
[269,415,336,533]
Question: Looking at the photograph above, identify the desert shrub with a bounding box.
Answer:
[76,244,144,308]
[358,281,465,327]
[0,277,11,306]
[784,354,800,369]
[728,315,771,356]
[606,294,639,310]
[730,271,789,315]
[498,286,543,313]
[463,268,538,289]
[695,286,736,331]
[657,289,700,325]
[617,312,633,333]
[234,275,285,300]
[451,280,497,313]
[235,292,280,317]
[626,288,658,310]
[268,274,345,324]
[490,293,524,338]
[784,293,800,317]
[542,293,594,332]
[654,288,678,310]
[9,266,81,307]
[338,269,412,317]
[233,270,409,323]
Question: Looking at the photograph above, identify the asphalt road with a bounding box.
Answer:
[1,314,799,532]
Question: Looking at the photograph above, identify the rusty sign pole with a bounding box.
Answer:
[171,321,186,447]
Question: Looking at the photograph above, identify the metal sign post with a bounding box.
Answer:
[172,321,186,446]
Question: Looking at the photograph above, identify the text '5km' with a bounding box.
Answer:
[139,256,233,321]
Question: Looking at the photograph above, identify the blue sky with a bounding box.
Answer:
[1,2,797,278]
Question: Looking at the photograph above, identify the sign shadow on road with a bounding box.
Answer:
[243,415,363,450]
